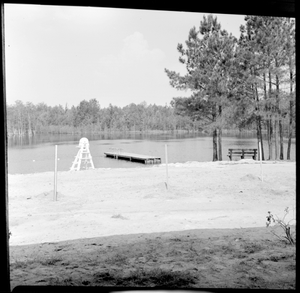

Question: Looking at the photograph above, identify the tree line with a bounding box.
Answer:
[6,100,200,135]
[165,15,295,161]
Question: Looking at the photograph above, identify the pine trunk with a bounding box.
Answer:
[287,54,294,160]
[279,119,284,160]
[256,122,260,160]
[275,63,281,160]
[256,116,264,160]
[218,105,222,161]
[263,72,269,161]
[212,103,218,161]
[254,83,264,160]
[264,74,270,159]
[218,127,222,161]
[287,104,293,160]
[269,118,273,160]
[212,128,218,161]
[274,117,278,160]
[287,119,292,160]
[268,70,273,160]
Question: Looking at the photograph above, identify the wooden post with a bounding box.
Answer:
[259,141,263,182]
[54,145,58,200]
[165,144,169,189]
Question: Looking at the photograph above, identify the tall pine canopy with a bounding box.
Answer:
[165,15,237,161]
[165,14,295,161]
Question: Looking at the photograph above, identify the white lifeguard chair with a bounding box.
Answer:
[70,138,95,171]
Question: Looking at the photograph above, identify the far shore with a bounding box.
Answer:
[7,128,267,137]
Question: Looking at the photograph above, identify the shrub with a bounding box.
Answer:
[266,207,295,245]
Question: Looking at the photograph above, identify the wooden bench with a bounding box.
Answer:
[228,148,257,161]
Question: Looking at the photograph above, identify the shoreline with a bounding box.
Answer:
[7,159,296,176]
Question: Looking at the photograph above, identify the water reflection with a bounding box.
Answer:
[8,131,261,149]
[7,132,295,174]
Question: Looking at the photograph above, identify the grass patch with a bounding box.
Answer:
[105,253,129,266]
[93,268,197,287]
[241,242,264,254]
[45,268,197,287]
[39,257,62,266]
[11,259,37,270]
[48,277,81,286]
[11,256,62,269]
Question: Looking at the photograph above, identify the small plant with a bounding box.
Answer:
[266,207,295,245]
[39,256,62,266]
[111,214,128,220]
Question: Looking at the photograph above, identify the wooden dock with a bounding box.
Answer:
[104,151,161,164]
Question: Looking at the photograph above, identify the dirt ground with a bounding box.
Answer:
[10,226,296,290]
[8,160,296,289]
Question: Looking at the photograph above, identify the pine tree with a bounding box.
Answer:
[165,14,237,161]
[236,16,294,161]
[285,18,296,160]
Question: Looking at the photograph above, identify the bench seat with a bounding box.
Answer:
[228,148,257,161]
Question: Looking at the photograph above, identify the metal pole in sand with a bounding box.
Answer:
[165,144,169,189]
[259,141,263,182]
[54,145,58,201]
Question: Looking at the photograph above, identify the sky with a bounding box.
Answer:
[4,4,246,108]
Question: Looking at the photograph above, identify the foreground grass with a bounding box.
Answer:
[10,226,296,290]
[45,268,197,287]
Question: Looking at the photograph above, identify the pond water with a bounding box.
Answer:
[7,132,296,174]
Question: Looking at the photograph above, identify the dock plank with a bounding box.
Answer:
[104,151,161,164]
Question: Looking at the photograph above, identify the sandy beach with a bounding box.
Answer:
[8,160,296,246]
[8,160,296,289]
